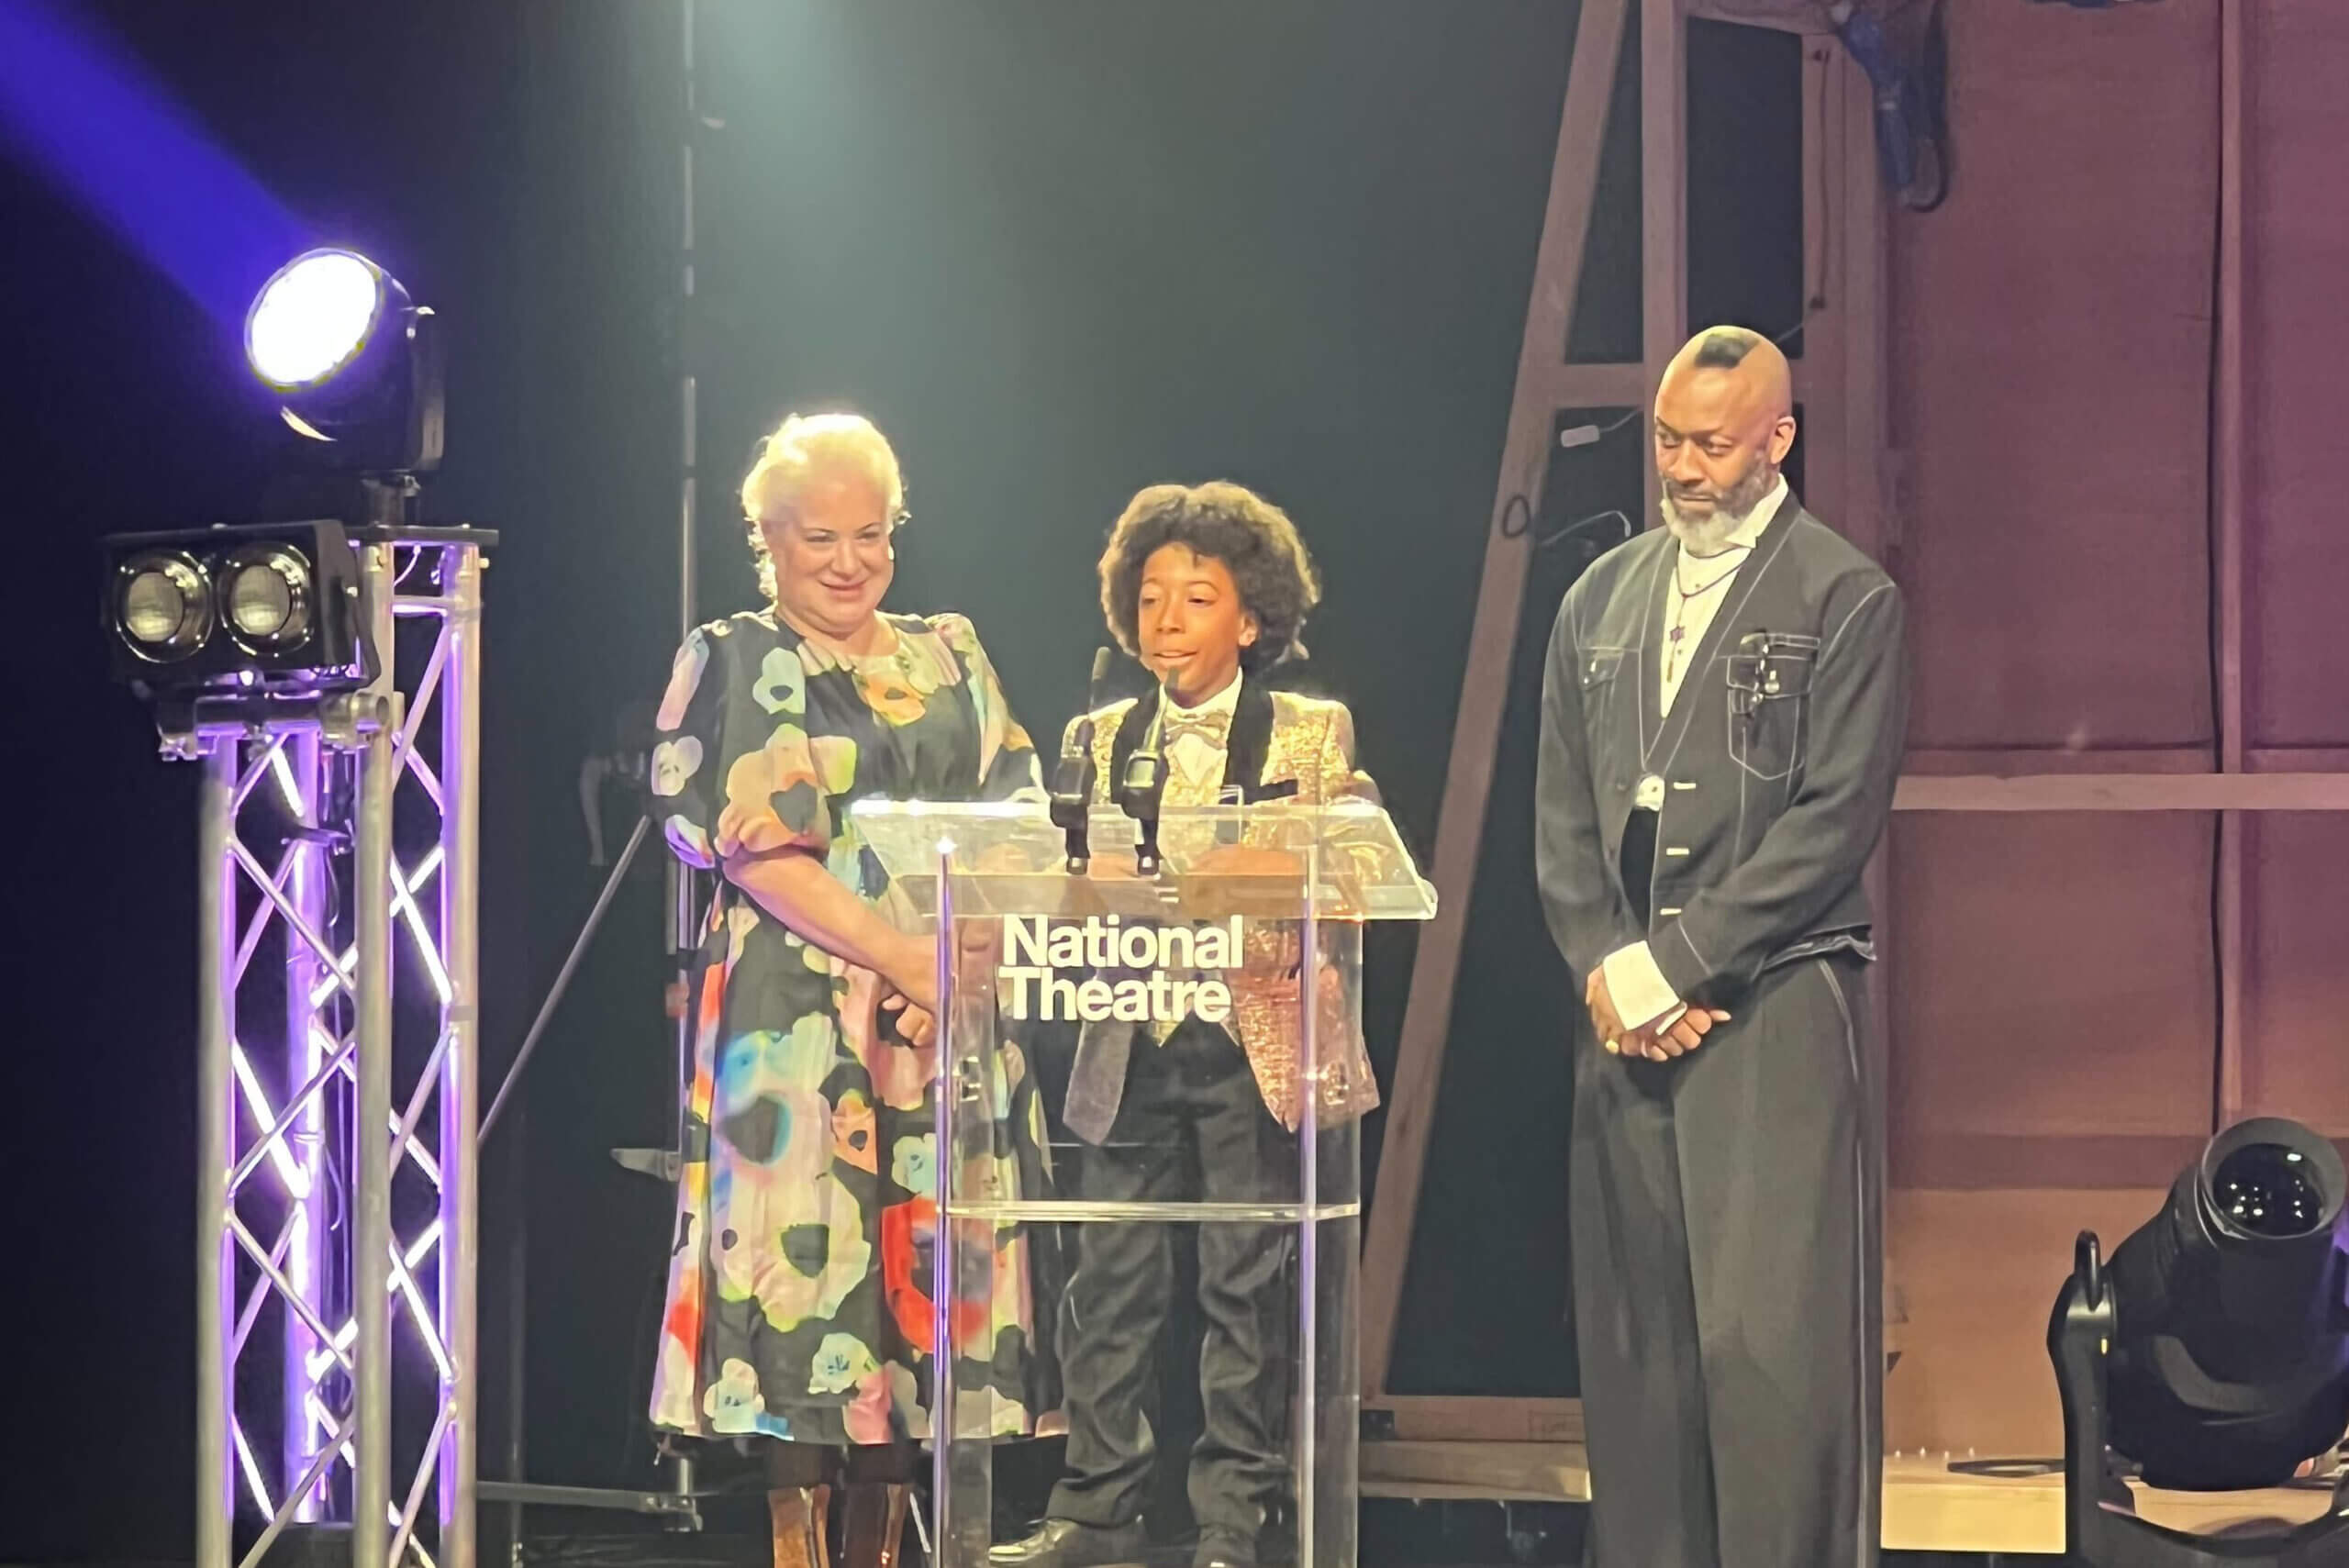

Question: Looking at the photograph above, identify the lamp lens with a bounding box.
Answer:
[228,557,300,642]
[2213,1142,2327,1240]
[122,570,186,644]
[247,250,381,390]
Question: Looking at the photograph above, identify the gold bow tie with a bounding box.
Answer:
[1162,706,1233,748]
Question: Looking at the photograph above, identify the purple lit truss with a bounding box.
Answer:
[192,533,484,1568]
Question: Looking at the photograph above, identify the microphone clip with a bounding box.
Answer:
[1117,744,1167,876]
[1055,646,1117,876]
[1117,684,1173,876]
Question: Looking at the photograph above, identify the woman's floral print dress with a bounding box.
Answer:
[647,607,1055,1446]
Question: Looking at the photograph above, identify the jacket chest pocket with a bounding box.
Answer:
[1578,647,1630,739]
[1725,633,1818,781]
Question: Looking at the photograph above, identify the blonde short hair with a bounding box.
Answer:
[739,412,907,606]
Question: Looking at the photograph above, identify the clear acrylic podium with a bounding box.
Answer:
[854,798,1435,1568]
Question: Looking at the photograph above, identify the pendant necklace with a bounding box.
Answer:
[1663,547,1748,685]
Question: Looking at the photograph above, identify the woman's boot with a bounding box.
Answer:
[768,1484,833,1568]
[840,1482,910,1568]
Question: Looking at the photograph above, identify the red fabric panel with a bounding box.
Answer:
[1890,1,2219,749]
[2244,6,2349,747]
[1889,814,2217,1188]
[2242,815,2349,1131]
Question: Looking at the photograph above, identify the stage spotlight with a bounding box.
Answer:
[247,249,381,390]
[2048,1116,2349,1566]
[103,522,367,700]
[2106,1118,2349,1489]
[245,248,444,477]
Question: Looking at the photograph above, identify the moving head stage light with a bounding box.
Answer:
[247,247,443,477]
[2048,1116,2349,1566]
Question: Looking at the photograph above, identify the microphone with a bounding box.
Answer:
[1051,648,1112,873]
[1085,646,1112,721]
[1117,670,1174,876]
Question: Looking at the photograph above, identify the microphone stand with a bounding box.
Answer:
[1050,725,1097,874]
[1052,650,1112,873]
[1118,675,1173,876]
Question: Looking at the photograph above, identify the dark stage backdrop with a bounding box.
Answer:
[2,3,1794,1556]
[686,0,1575,1403]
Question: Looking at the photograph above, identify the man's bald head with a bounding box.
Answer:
[1653,326,1798,550]
[1666,327,1794,418]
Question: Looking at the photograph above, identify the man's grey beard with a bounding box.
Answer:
[1659,464,1777,553]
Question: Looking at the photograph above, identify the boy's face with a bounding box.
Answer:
[1137,542,1257,706]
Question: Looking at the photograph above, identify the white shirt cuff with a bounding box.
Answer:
[1601,941,1686,1034]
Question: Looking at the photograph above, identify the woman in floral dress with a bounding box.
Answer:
[648,412,1053,1568]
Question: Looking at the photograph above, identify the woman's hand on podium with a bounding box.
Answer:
[880,992,937,1049]
[878,929,941,1015]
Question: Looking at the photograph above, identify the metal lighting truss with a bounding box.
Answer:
[189,531,486,1568]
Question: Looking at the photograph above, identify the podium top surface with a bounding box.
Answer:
[850,799,1437,921]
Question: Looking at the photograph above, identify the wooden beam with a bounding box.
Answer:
[2215,6,2248,784]
[2215,0,2250,1127]
[1880,1455,2332,1556]
[1363,1396,1586,1443]
[1531,361,1647,408]
[1894,773,2349,813]
[1787,360,1824,408]
[1902,747,2214,776]
[1642,0,1688,528]
[1829,39,1895,1103]
[2250,747,2349,773]
[1832,44,1888,566]
[1360,1473,1589,1504]
[1359,0,1632,1401]
[1361,1440,1590,1503]
[1796,41,1847,532]
[1535,355,1823,411]
[1893,1132,2211,1191]
[1521,359,1858,419]
[1683,0,1839,32]
[1357,1445,2332,1550]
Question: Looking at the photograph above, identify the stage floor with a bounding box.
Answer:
[1360,1442,2336,1555]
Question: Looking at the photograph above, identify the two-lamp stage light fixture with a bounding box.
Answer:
[106,525,365,695]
